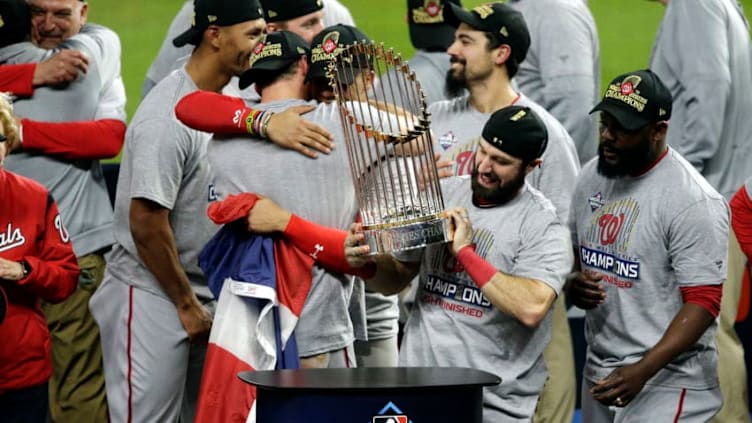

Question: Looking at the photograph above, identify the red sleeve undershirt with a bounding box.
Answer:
[0,64,36,97]
[175,90,254,134]
[21,118,126,160]
[680,285,723,317]
[730,185,752,260]
[206,193,375,279]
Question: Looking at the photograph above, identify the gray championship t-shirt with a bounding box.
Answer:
[1,24,126,257]
[570,149,728,389]
[508,0,600,164]
[106,68,217,300]
[400,177,572,422]
[429,93,580,223]
[208,99,359,356]
[650,0,752,199]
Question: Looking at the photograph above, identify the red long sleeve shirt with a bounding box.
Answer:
[21,118,126,160]
[0,64,36,97]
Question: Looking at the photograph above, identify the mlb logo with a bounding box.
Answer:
[373,416,408,423]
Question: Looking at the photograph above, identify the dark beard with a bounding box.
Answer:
[596,139,653,178]
[445,66,467,99]
[471,166,526,207]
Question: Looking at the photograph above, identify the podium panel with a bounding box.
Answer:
[239,367,501,423]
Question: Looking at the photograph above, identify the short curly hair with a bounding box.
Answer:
[0,93,19,145]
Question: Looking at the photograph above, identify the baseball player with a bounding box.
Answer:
[428,3,580,418]
[651,2,752,419]
[0,0,126,420]
[88,1,266,421]
[211,30,360,369]
[569,69,727,422]
[140,0,334,158]
[507,0,600,165]
[338,105,573,422]
[0,94,79,423]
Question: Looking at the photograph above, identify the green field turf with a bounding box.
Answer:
[87,0,752,124]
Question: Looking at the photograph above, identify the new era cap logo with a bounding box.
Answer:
[510,109,527,121]
[0,15,4,28]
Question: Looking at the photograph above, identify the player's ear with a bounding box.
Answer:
[79,2,89,25]
[525,158,542,174]
[204,25,222,49]
[493,44,512,66]
[651,120,669,141]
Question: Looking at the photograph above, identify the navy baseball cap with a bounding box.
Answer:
[0,0,30,48]
[173,0,264,47]
[260,0,323,22]
[443,2,530,64]
[591,69,673,131]
[407,0,461,51]
[307,24,372,84]
[239,31,310,89]
[482,105,548,162]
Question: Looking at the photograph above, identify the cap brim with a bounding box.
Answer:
[443,3,484,29]
[409,23,455,51]
[173,26,202,48]
[590,100,650,131]
[239,58,299,89]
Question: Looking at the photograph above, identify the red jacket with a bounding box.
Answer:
[0,169,79,394]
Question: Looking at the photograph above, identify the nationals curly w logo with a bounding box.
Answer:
[599,213,624,245]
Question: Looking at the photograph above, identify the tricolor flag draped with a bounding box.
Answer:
[195,194,314,423]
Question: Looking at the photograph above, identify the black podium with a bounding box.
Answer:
[239,367,500,423]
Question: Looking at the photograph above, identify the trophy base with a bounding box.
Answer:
[363,213,452,255]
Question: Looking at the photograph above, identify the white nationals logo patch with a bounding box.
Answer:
[437,131,457,151]
[0,223,26,252]
[588,192,605,212]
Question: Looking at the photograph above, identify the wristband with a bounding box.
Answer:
[244,110,261,136]
[456,244,497,289]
